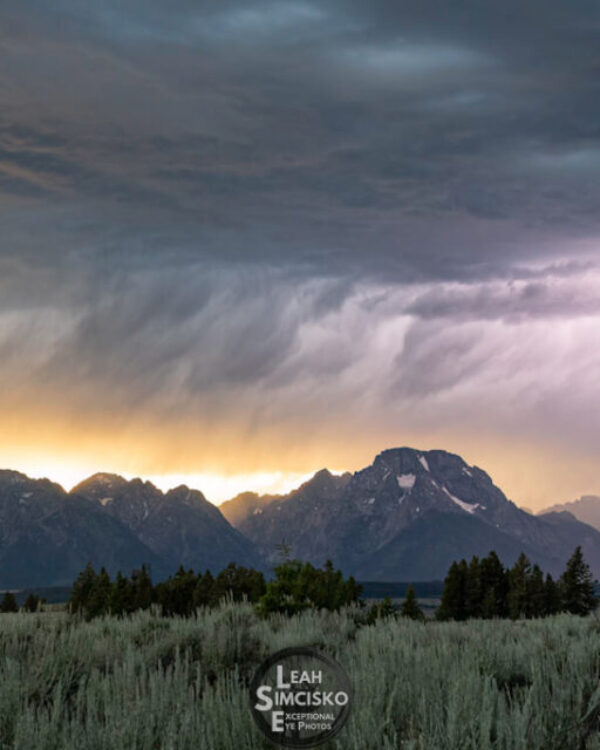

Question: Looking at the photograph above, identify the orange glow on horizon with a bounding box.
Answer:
[1,403,599,511]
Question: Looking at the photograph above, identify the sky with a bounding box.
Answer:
[1,1,600,507]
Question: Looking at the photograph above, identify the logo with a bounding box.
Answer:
[250,646,353,748]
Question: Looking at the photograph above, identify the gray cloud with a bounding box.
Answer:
[1,0,600,489]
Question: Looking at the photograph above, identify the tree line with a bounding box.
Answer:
[436,546,597,620]
[68,558,364,620]
[57,544,598,622]
[0,592,45,613]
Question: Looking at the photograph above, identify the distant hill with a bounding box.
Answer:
[539,496,600,532]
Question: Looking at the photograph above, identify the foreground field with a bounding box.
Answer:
[1,604,600,749]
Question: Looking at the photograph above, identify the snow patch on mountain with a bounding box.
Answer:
[418,455,430,472]
[442,486,479,514]
[396,473,416,490]
[100,497,113,507]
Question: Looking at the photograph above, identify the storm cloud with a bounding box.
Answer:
[1,0,600,506]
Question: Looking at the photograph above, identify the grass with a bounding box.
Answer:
[1,603,600,748]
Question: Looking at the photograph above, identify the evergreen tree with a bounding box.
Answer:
[0,592,18,613]
[156,566,198,616]
[401,585,425,621]
[69,563,99,615]
[543,573,562,616]
[366,596,396,624]
[193,570,215,608]
[213,563,266,605]
[436,560,468,621]
[479,551,508,618]
[507,553,531,619]
[526,564,545,618]
[258,559,307,616]
[107,571,130,615]
[86,567,111,619]
[131,564,154,611]
[258,559,361,616]
[560,546,597,616]
[465,556,483,618]
[23,594,45,612]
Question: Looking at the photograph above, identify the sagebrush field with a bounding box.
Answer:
[1,603,600,749]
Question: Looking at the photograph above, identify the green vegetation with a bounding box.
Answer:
[0,592,17,613]
[68,559,361,620]
[22,593,46,612]
[0,548,597,747]
[437,547,597,620]
[257,558,362,615]
[67,546,596,624]
[400,584,425,620]
[69,562,267,619]
[0,604,600,748]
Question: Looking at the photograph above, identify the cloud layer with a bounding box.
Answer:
[1,0,600,506]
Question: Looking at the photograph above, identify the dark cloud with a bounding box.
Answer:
[1,0,600,485]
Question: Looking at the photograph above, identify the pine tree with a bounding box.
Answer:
[107,572,130,615]
[401,585,425,621]
[526,564,546,618]
[465,556,483,618]
[543,573,562,616]
[507,553,531,619]
[131,564,153,611]
[479,551,508,618]
[436,560,468,621]
[0,592,18,613]
[23,594,45,612]
[212,563,266,605]
[86,567,111,619]
[193,570,215,608]
[69,563,98,615]
[560,546,597,616]
[158,566,197,616]
[366,596,396,625]
[257,559,360,616]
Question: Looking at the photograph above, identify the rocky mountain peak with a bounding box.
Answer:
[164,485,219,515]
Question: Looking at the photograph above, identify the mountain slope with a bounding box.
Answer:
[234,468,352,559]
[72,474,263,573]
[219,491,280,527]
[0,471,164,587]
[357,511,561,580]
[539,496,600,532]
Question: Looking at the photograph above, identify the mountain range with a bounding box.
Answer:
[0,471,260,587]
[1,448,599,587]
[221,448,600,580]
